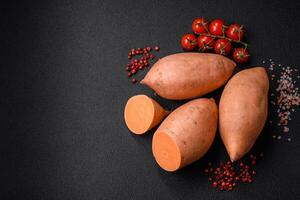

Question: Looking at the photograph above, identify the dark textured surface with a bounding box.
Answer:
[1,0,300,199]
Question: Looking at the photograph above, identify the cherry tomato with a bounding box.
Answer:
[226,24,244,41]
[192,18,209,34]
[198,35,215,51]
[214,39,232,55]
[181,34,197,51]
[233,48,250,63]
[209,19,224,36]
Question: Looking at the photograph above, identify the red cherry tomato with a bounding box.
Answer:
[226,24,244,41]
[214,39,232,55]
[233,48,250,63]
[181,34,197,51]
[198,35,215,51]
[192,18,209,34]
[209,19,224,36]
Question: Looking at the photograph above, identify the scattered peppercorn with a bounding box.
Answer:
[125,46,160,84]
[204,154,261,191]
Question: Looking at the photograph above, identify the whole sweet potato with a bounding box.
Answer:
[141,53,236,100]
[219,67,269,162]
[152,98,218,172]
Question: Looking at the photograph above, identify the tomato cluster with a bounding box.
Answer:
[181,18,250,63]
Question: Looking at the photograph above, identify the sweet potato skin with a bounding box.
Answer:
[219,67,269,161]
[141,53,236,100]
[152,98,218,171]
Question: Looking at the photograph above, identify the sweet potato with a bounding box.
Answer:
[219,67,269,162]
[152,98,218,171]
[124,94,169,135]
[141,53,236,100]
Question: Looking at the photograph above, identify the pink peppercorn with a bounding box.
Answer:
[212,182,218,188]
[204,153,262,191]
[131,78,137,84]
[125,46,160,83]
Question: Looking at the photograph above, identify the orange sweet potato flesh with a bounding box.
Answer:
[152,98,218,172]
[124,95,169,135]
[219,67,269,162]
[141,53,236,100]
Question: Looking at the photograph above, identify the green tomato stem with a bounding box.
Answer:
[198,33,248,48]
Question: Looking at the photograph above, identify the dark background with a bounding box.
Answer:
[1,0,300,199]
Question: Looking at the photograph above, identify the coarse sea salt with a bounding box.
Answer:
[263,60,300,141]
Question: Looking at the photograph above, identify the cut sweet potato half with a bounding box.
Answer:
[152,98,218,171]
[124,94,169,135]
